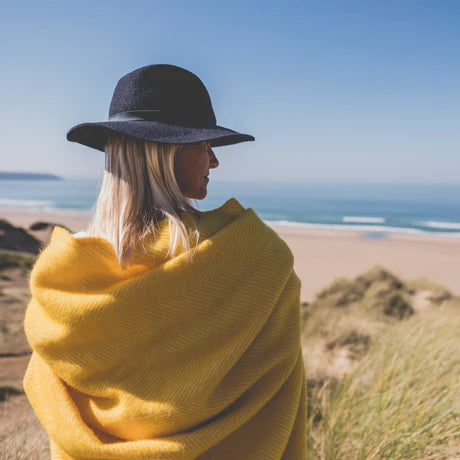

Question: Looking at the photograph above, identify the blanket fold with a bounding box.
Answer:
[23,197,308,459]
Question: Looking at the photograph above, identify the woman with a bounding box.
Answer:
[72,136,221,269]
[23,64,308,459]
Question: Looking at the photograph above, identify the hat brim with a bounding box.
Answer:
[66,120,255,152]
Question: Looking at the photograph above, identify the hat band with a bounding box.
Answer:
[109,110,161,121]
[109,109,216,128]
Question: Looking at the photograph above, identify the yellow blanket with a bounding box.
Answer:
[23,197,308,459]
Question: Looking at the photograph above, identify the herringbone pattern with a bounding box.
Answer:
[22,198,307,459]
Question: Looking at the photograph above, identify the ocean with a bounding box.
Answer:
[0,178,459,238]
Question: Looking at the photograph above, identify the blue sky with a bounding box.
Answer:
[1,0,459,183]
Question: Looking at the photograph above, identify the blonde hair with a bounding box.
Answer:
[85,133,202,270]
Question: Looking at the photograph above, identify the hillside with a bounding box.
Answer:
[0,172,62,180]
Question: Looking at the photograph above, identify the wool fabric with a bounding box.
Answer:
[23,197,308,459]
[67,64,255,151]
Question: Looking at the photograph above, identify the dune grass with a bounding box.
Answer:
[0,393,49,460]
[2,265,458,458]
[306,300,460,459]
[0,249,36,272]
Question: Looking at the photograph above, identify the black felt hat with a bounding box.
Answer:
[66,64,255,152]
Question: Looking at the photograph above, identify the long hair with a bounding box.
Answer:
[85,133,202,270]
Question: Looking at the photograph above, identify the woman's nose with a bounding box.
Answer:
[209,149,219,168]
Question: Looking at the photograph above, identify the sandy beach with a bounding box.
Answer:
[2,207,459,303]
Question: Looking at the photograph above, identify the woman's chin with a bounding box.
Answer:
[183,187,207,200]
[197,189,207,200]
[197,182,208,198]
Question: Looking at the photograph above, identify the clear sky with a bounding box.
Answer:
[1,0,459,183]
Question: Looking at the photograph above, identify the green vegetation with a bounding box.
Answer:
[0,249,36,272]
[304,267,460,459]
[0,385,24,402]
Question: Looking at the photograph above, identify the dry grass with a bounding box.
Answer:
[2,263,459,458]
[305,298,460,459]
[0,393,49,459]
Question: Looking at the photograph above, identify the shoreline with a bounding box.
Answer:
[1,206,459,241]
[1,206,459,302]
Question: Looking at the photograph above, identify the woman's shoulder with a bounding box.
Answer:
[201,197,245,217]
